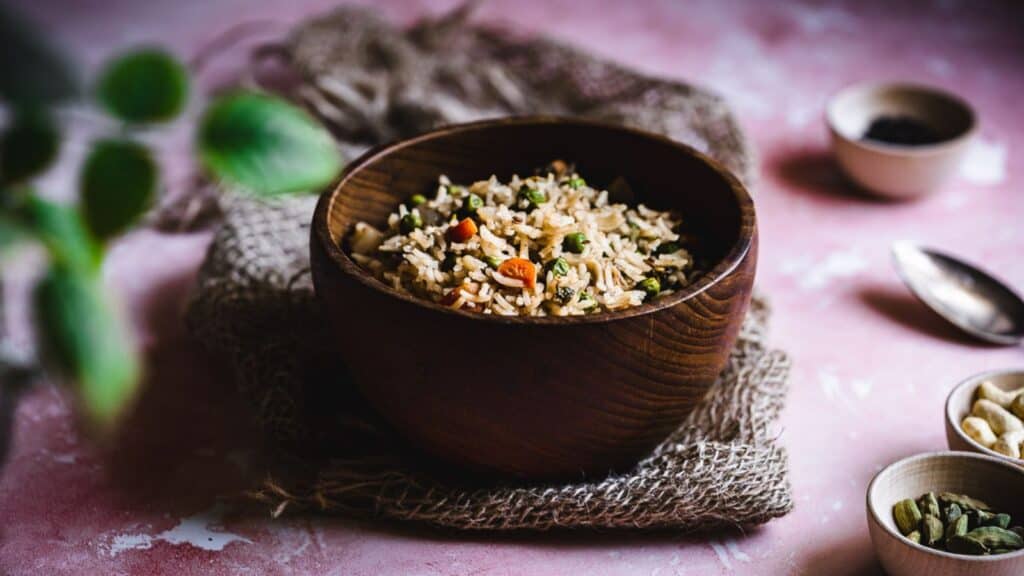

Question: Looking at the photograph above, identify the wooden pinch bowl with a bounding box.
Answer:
[311,117,757,481]
[946,370,1024,466]
[867,452,1024,576]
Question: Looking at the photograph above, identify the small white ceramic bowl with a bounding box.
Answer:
[946,370,1024,465]
[867,452,1024,576]
[826,82,976,199]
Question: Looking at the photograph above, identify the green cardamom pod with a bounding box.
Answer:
[921,514,944,547]
[894,498,923,536]
[983,513,1012,530]
[964,526,1024,552]
[948,534,988,555]
[946,513,969,542]
[919,492,941,518]
[940,492,991,512]
[975,510,996,527]
[906,530,921,544]
[945,503,962,524]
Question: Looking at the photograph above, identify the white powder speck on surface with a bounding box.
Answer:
[100,503,251,557]
[158,504,252,551]
[725,540,751,562]
[819,368,872,410]
[107,532,154,556]
[783,249,869,291]
[710,541,732,570]
[785,104,816,129]
[851,378,873,399]
[832,500,845,511]
[961,138,1007,185]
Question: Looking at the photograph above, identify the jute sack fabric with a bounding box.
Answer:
[184,5,792,530]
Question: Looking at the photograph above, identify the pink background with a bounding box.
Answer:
[2,0,1023,574]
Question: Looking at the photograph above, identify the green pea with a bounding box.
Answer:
[637,277,661,300]
[545,257,570,277]
[563,232,588,254]
[555,286,575,305]
[567,177,586,189]
[655,241,681,255]
[440,253,458,272]
[400,212,423,233]
[518,186,547,209]
[482,255,502,269]
[463,193,483,213]
[578,291,599,311]
[408,193,427,207]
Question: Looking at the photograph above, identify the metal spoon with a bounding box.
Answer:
[891,242,1024,345]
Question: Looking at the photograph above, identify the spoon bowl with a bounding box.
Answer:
[891,243,1024,345]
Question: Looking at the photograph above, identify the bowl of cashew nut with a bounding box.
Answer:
[947,370,1024,465]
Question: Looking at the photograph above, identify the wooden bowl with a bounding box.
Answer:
[826,82,976,199]
[946,370,1024,465]
[310,117,757,481]
[867,452,1024,576]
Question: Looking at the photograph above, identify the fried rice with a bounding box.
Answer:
[347,162,694,316]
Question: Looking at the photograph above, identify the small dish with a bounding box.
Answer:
[946,370,1024,465]
[867,452,1024,576]
[826,82,976,199]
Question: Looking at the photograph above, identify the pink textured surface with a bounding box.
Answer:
[2,0,1023,574]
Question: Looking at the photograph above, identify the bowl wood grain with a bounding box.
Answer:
[311,117,756,481]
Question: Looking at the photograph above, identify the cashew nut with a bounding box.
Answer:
[993,430,1024,458]
[976,381,1024,409]
[972,399,1024,436]
[961,416,998,448]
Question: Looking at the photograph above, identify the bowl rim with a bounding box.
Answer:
[945,369,1024,464]
[826,81,977,157]
[312,115,756,326]
[866,450,1024,562]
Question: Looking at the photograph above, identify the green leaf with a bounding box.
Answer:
[0,210,29,255]
[80,139,156,241]
[96,49,188,124]
[0,5,78,106]
[1,108,59,185]
[21,194,100,272]
[34,264,139,427]
[197,92,342,196]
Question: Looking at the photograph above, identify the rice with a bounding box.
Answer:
[347,162,694,316]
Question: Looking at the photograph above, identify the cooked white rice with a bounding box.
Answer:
[347,163,694,316]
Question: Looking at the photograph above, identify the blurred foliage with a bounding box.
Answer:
[0,3,344,433]
[34,262,140,427]
[198,92,342,195]
[0,109,59,186]
[96,49,189,124]
[20,195,101,273]
[81,140,157,242]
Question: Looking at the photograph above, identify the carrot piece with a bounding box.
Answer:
[446,218,478,243]
[497,258,537,289]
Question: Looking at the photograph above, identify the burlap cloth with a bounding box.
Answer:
[183,6,792,531]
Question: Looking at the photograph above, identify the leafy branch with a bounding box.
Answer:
[0,6,343,444]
